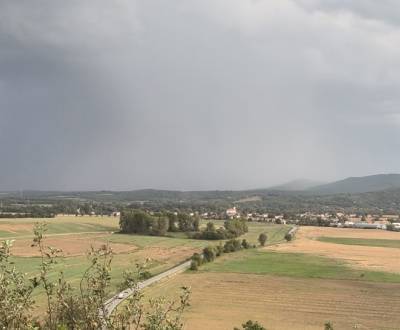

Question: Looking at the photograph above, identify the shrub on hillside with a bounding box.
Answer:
[223,239,242,253]
[234,320,266,330]
[241,239,250,249]
[190,252,203,271]
[258,233,267,246]
[284,233,293,241]
[203,246,217,262]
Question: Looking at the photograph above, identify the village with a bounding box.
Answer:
[201,206,400,231]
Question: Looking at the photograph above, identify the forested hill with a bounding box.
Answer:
[309,174,400,194]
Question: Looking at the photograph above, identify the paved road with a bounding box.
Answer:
[103,260,191,317]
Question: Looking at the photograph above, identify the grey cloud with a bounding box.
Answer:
[1,0,400,190]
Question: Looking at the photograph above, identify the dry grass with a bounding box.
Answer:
[266,227,400,273]
[145,272,400,330]
[133,246,199,265]
[10,233,138,257]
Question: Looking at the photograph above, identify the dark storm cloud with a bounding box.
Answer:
[1,0,400,190]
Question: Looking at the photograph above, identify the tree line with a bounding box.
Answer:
[191,219,248,240]
[120,210,250,241]
[119,210,200,236]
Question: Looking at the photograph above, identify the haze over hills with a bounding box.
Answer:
[2,174,400,199]
[269,179,325,191]
[1,173,400,214]
[309,174,400,194]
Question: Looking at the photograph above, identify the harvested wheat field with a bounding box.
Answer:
[9,233,138,257]
[145,272,400,330]
[133,245,199,264]
[266,227,400,273]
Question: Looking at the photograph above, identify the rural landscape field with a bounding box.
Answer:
[4,1,400,329]
[2,207,400,329]
[0,215,287,313]
[144,226,400,329]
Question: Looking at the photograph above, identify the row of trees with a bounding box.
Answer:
[191,219,248,240]
[0,223,190,329]
[166,212,200,232]
[119,210,169,236]
[190,237,256,271]
[119,210,201,236]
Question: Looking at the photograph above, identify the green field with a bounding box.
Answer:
[317,236,400,249]
[200,249,400,283]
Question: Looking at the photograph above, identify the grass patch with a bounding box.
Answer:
[200,249,400,283]
[317,236,400,249]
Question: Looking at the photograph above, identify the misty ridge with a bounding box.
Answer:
[3,173,400,215]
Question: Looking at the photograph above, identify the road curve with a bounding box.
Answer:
[103,259,191,317]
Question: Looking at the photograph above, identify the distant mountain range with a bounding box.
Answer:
[268,174,400,194]
[2,174,400,202]
[1,174,400,214]
[308,174,400,194]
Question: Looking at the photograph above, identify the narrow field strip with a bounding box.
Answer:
[317,236,400,249]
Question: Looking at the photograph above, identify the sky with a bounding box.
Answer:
[1,0,400,191]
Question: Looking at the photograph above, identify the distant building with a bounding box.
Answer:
[226,207,237,218]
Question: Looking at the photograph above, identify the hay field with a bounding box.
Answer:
[145,272,400,330]
[144,226,400,329]
[266,226,400,273]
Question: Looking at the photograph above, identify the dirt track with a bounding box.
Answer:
[266,227,400,273]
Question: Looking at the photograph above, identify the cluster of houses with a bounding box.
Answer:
[203,207,400,231]
[297,212,400,230]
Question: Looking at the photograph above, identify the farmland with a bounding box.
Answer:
[145,272,400,330]
[0,216,285,313]
[144,226,400,329]
[5,216,400,329]
[267,226,400,273]
[317,236,400,249]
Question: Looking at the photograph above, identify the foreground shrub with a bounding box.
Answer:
[0,223,191,330]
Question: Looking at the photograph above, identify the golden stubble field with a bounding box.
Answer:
[145,272,400,330]
[266,227,400,273]
[0,216,200,262]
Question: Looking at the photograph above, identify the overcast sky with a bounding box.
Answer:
[1,0,400,191]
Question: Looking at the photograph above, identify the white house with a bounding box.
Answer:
[226,207,237,218]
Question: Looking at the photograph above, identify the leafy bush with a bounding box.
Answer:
[203,246,217,262]
[284,233,293,241]
[258,233,267,246]
[234,320,266,330]
[190,253,203,271]
[241,239,250,249]
[223,239,242,253]
[0,223,191,329]
[190,260,199,271]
